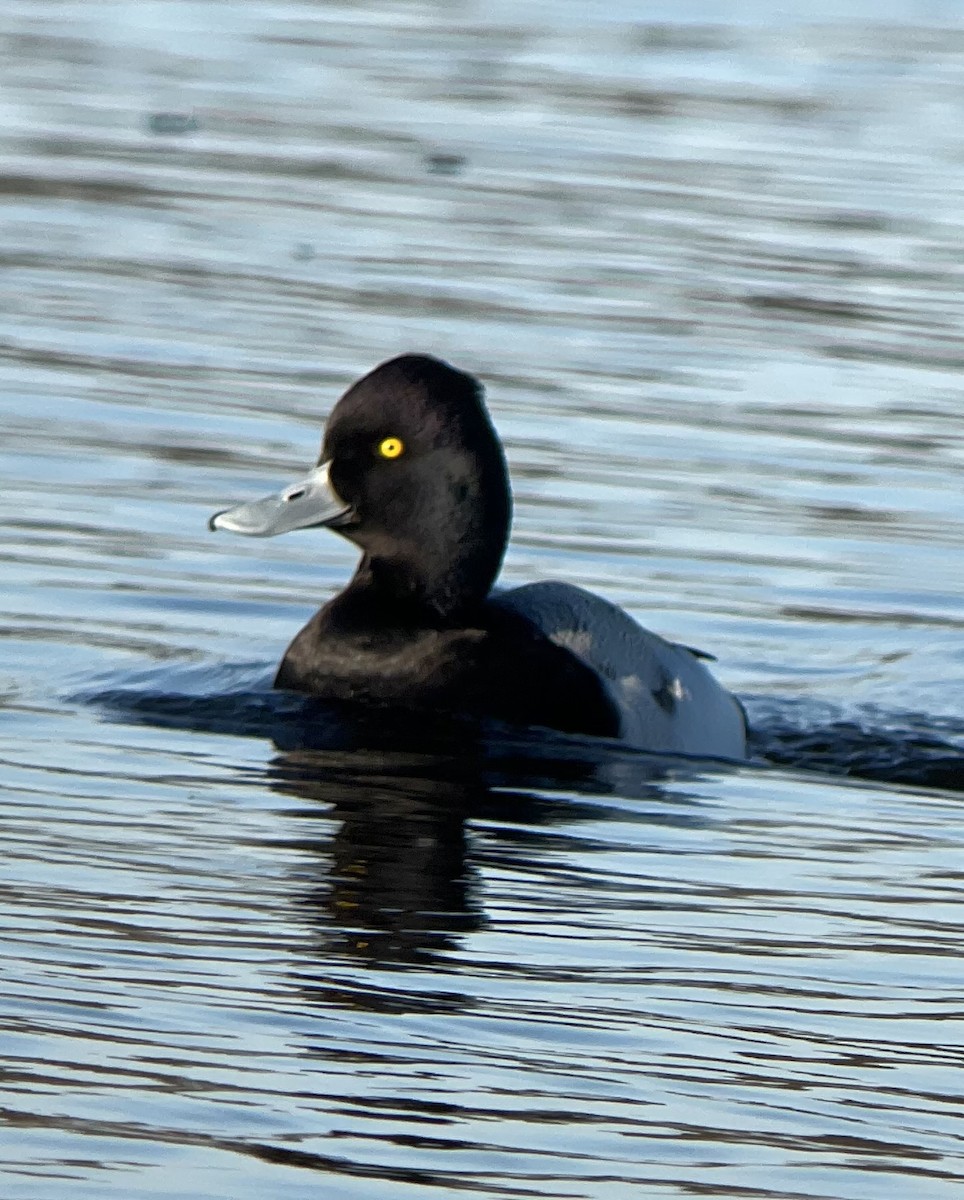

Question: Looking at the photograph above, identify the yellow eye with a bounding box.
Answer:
[377,436,404,459]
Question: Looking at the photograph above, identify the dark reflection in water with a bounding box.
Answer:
[87,678,724,977]
[272,738,719,977]
[273,746,486,972]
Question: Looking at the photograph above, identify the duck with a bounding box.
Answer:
[210,354,746,759]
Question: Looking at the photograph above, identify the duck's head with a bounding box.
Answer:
[211,354,511,619]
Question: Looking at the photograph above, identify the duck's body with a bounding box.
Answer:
[274,575,619,738]
[494,581,745,757]
[211,354,746,759]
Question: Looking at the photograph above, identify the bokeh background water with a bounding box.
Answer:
[2,2,963,1197]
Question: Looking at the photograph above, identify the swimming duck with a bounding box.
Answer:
[211,354,746,758]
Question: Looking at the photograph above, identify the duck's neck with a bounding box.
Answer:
[339,546,496,628]
[337,463,510,626]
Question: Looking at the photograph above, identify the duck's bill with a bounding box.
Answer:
[209,462,351,537]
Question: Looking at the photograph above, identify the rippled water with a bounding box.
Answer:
[2,2,964,1197]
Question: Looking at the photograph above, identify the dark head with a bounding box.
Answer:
[211,354,511,620]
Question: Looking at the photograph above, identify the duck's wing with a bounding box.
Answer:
[491,581,746,759]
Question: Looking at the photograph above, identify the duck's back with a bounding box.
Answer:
[492,581,746,759]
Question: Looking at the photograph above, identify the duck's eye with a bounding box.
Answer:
[377,436,405,460]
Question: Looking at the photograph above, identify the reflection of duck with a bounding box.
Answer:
[274,746,481,971]
[82,669,724,974]
[212,354,745,759]
[267,726,715,981]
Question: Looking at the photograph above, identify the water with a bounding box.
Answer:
[2,2,963,1197]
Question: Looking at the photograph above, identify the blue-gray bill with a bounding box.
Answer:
[209,462,350,537]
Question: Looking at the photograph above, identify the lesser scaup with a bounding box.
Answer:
[210,354,746,758]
